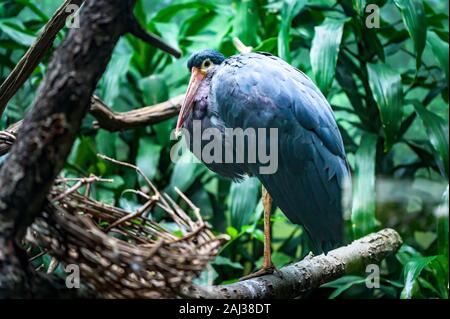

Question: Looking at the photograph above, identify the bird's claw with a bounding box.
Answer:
[239,265,278,281]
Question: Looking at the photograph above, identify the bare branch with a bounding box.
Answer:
[128,16,181,58]
[90,94,183,131]
[0,95,183,154]
[186,229,403,299]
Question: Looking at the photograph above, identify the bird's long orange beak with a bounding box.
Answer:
[176,67,205,134]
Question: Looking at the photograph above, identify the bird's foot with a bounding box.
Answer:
[239,265,278,281]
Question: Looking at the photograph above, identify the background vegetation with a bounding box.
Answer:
[0,0,448,299]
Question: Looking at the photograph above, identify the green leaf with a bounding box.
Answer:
[367,62,404,151]
[363,28,385,62]
[396,244,423,266]
[99,50,132,106]
[310,18,347,95]
[394,0,427,70]
[253,37,277,54]
[95,187,116,206]
[436,186,449,257]
[228,177,260,230]
[352,0,366,16]
[0,19,36,46]
[322,275,365,288]
[152,2,216,23]
[167,150,206,195]
[351,133,378,239]
[252,228,265,243]
[212,256,244,270]
[233,0,259,47]
[412,100,449,178]
[153,22,180,54]
[139,74,169,106]
[226,226,239,239]
[119,192,141,213]
[255,251,292,269]
[190,187,213,220]
[430,255,449,298]
[136,136,162,183]
[271,251,293,268]
[95,130,116,159]
[401,256,436,299]
[427,30,449,85]
[322,276,367,299]
[414,231,437,250]
[278,0,307,63]
[67,137,98,174]
[100,175,125,190]
[16,0,48,21]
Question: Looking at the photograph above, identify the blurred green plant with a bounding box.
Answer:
[0,0,448,299]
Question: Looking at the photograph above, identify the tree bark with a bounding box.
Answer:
[0,0,137,298]
[0,0,84,117]
[186,228,402,299]
[90,94,183,131]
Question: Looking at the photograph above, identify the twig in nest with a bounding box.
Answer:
[104,197,156,232]
[52,176,113,202]
[97,153,160,197]
[27,161,227,298]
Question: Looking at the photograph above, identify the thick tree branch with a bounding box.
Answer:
[0,0,139,297]
[0,0,84,117]
[90,94,183,131]
[0,95,183,155]
[186,229,402,299]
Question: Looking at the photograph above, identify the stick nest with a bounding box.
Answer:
[26,155,227,298]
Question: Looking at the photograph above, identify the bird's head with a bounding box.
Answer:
[176,50,225,133]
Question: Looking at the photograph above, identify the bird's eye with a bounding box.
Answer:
[203,60,211,68]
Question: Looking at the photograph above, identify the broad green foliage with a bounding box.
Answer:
[352,0,366,17]
[427,31,449,85]
[351,133,378,239]
[367,62,403,151]
[233,0,259,47]
[0,0,448,299]
[310,18,347,95]
[278,0,306,63]
[228,177,260,231]
[413,100,449,178]
[436,187,448,258]
[394,0,427,70]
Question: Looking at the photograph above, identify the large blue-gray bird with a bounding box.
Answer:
[176,49,350,278]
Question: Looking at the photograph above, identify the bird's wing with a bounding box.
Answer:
[211,52,350,253]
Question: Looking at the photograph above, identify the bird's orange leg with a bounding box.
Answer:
[240,186,276,280]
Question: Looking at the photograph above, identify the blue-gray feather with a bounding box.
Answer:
[184,51,350,254]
